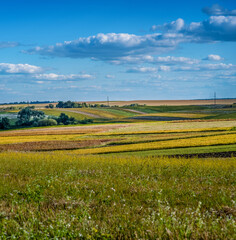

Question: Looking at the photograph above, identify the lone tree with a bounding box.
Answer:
[0,117,10,129]
[57,113,76,125]
[17,107,45,126]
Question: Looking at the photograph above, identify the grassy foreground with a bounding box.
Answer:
[0,152,235,239]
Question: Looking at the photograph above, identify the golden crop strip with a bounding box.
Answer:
[0,134,85,145]
[0,151,235,169]
[70,133,236,154]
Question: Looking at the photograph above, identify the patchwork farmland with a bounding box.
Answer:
[0,102,235,238]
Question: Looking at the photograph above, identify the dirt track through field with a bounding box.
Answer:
[123,109,146,114]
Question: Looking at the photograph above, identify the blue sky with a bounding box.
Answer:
[0,0,235,102]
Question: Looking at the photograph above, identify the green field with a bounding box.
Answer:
[0,104,236,238]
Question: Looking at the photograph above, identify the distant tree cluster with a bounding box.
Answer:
[15,107,79,127]
[55,101,109,108]
[56,101,88,108]
[0,106,17,111]
[0,106,95,131]
[0,101,53,105]
[89,104,109,108]
[16,107,45,126]
[45,103,54,109]
[0,107,93,130]
[123,104,146,107]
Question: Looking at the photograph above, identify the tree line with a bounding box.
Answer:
[46,101,109,109]
[0,107,93,130]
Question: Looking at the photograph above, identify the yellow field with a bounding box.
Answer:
[0,151,235,238]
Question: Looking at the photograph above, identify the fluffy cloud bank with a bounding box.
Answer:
[152,15,236,42]
[26,33,185,60]
[0,63,42,74]
[26,6,236,62]
[202,4,236,16]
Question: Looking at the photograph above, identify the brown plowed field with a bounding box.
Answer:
[0,139,111,152]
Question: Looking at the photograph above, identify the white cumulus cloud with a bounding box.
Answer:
[204,54,223,61]
[0,63,43,74]
[126,67,157,73]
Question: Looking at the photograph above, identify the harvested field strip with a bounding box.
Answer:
[0,129,98,137]
[0,140,111,152]
[0,124,127,137]
[95,127,232,136]
[91,131,228,142]
[70,133,236,154]
[107,120,236,133]
[141,113,211,118]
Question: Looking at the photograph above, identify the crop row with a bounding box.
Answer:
[70,133,236,154]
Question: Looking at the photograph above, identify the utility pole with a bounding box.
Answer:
[214,92,216,105]
[107,96,109,107]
